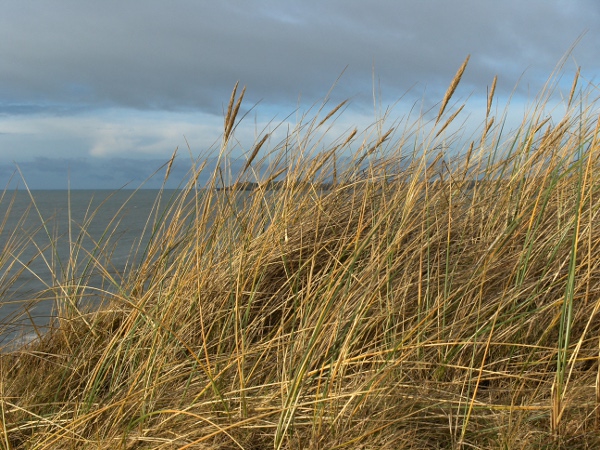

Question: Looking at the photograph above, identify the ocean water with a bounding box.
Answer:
[0,189,180,347]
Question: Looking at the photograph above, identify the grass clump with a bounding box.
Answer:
[3,59,600,448]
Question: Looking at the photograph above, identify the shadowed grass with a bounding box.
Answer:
[2,60,600,448]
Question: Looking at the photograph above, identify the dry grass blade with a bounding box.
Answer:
[434,103,465,138]
[317,100,348,128]
[163,147,178,183]
[487,75,497,118]
[481,116,494,143]
[224,81,239,133]
[230,86,246,133]
[568,66,580,109]
[239,133,269,178]
[436,54,470,124]
[224,82,246,145]
[4,61,600,449]
[342,127,358,147]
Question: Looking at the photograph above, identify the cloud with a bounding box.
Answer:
[0,110,224,160]
[1,0,597,114]
[1,0,598,189]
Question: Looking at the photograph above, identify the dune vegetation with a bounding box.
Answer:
[3,57,600,448]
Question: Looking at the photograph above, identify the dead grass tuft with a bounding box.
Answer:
[2,61,600,448]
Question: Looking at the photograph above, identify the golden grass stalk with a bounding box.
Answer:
[487,75,497,119]
[2,62,600,449]
[436,54,470,124]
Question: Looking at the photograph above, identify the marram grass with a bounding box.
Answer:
[3,60,600,448]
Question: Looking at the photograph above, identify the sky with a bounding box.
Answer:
[0,0,599,189]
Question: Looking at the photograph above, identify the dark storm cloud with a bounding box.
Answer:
[1,0,598,115]
[1,0,599,189]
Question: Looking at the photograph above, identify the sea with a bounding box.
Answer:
[0,189,179,348]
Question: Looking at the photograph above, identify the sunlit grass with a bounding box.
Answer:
[2,58,600,448]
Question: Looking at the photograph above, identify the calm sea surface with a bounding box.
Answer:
[0,189,180,347]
